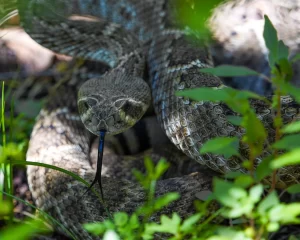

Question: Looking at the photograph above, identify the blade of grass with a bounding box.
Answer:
[1,81,6,146]
[0,81,6,202]
[0,81,14,224]
[11,160,113,219]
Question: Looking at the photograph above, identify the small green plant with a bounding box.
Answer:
[176,15,300,239]
[0,81,44,239]
[84,158,221,240]
[84,158,181,239]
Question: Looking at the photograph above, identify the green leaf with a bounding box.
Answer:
[128,214,140,231]
[256,156,273,181]
[276,58,293,81]
[266,222,280,232]
[84,222,107,236]
[199,65,260,77]
[272,134,300,150]
[225,171,244,179]
[214,178,239,207]
[12,161,93,192]
[176,87,264,107]
[208,227,252,240]
[132,169,146,188]
[215,179,259,218]
[277,40,289,60]
[0,142,26,163]
[176,87,230,102]
[282,121,300,134]
[227,116,243,126]
[291,53,300,63]
[114,212,128,227]
[0,200,12,215]
[200,136,240,158]
[153,192,180,211]
[289,236,299,240]
[230,89,265,101]
[257,191,279,215]
[154,158,170,179]
[180,213,202,233]
[287,184,300,194]
[263,15,278,67]
[242,160,252,170]
[234,175,254,188]
[249,184,264,203]
[269,203,300,224]
[241,112,267,155]
[0,219,49,240]
[271,149,300,169]
[145,213,181,235]
[144,156,155,175]
[271,94,279,109]
[213,178,253,218]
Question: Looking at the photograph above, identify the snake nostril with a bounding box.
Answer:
[88,98,97,107]
[82,98,98,111]
[85,118,92,125]
[118,100,144,119]
[83,101,90,110]
[78,98,98,116]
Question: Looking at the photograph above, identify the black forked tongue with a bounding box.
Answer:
[81,130,106,201]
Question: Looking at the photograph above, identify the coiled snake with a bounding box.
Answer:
[16,0,300,239]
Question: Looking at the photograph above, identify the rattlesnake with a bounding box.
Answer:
[14,0,300,239]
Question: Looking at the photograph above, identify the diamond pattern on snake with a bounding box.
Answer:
[14,0,300,239]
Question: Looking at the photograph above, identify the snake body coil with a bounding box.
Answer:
[16,0,300,238]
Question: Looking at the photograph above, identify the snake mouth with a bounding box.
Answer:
[81,115,135,136]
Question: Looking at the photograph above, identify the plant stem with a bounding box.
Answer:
[196,208,223,233]
[255,225,265,240]
[0,81,6,202]
[249,147,255,179]
[271,91,282,191]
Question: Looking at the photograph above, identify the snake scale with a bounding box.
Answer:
[15,0,300,239]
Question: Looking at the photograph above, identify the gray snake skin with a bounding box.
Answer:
[15,0,300,239]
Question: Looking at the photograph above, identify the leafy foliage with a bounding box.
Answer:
[200,137,240,158]
[0,219,49,240]
[199,65,260,77]
[174,15,300,240]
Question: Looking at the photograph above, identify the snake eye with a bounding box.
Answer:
[121,101,143,119]
[115,100,134,112]
[121,101,133,112]
[85,118,92,125]
[87,98,97,107]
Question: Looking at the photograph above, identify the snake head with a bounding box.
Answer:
[78,69,151,136]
